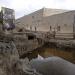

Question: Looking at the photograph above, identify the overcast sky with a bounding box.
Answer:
[0,0,75,19]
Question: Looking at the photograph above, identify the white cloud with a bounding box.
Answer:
[0,0,75,18]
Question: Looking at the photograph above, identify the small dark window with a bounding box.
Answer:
[28,35,35,40]
[18,28,23,32]
[50,26,52,30]
[35,26,37,31]
[57,26,60,31]
[32,16,34,19]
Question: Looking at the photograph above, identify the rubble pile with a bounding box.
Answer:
[0,40,41,75]
[0,41,19,75]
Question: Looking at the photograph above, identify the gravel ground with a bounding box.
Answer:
[30,56,75,75]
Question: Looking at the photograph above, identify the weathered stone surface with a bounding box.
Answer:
[14,58,42,75]
[0,41,19,75]
[30,56,75,75]
[0,41,41,75]
[0,68,6,75]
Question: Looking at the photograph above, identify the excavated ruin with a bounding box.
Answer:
[0,34,42,75]
[0,34,75,75]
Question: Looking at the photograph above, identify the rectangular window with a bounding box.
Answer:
[50,26,52,30]
[32,16,34,19]
[57,26,60,31]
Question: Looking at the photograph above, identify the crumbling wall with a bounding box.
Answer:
[0,40,42,75]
